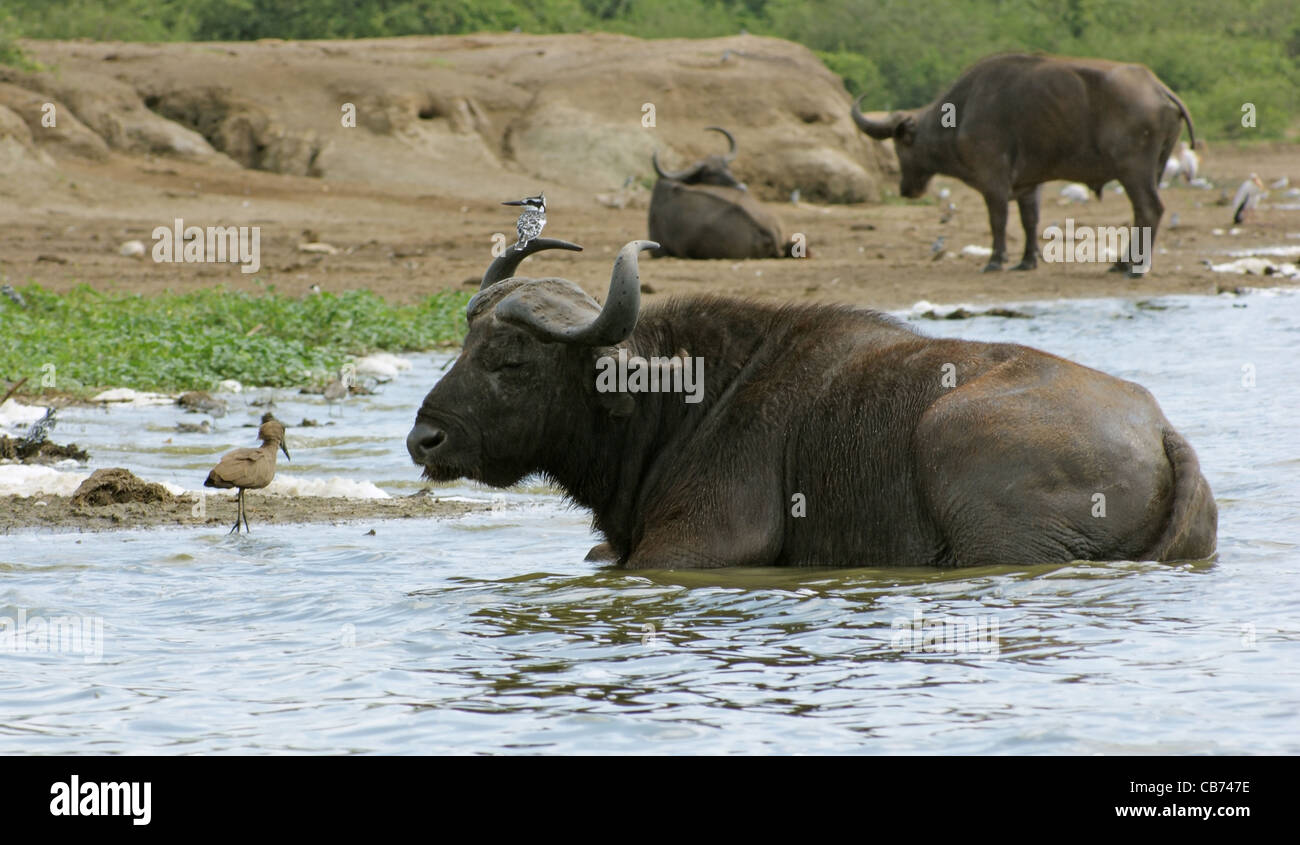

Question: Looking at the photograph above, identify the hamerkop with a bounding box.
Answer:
[204,415,289,533]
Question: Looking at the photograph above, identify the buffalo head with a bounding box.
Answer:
[407,239,657,487]
[652,127,746,191]
[850,94,932,199]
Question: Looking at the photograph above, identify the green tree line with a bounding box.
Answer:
[3,0,1298,139]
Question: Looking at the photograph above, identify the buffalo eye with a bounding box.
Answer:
[480,332,534,373]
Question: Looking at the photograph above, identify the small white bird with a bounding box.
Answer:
[1177,142,1199,184]
[1162,157,1181,184]
[1231,174,1266,224]
[1270,176,1289,190]
[1060,183,1090,203]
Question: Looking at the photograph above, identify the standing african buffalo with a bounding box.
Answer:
[406,238,1216,569]
[851,53,1196,275]
[648,127,798,259]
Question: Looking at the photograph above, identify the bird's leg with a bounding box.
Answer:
[241,489,251,533]
[228,490,242,534]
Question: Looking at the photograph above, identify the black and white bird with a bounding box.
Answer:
[502,193,546,248]
[0,284,26,308]
[20,407,56,447]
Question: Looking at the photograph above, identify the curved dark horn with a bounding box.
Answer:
[480,238,584,291]
[497,240,657,346]
[850,93,900,140]
[651,149,694,181]
[704,126,737,162]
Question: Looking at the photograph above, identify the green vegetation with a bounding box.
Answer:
[0,14,42,71]
[0,284,471,396]
[3,0,1298,138]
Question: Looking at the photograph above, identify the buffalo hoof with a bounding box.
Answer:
[981,261,1004,273]
[1010,260,1037,271]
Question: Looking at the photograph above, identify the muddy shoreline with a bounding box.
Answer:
[0,492,489,534]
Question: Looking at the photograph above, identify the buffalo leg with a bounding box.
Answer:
[623,454,784,568]
[1011,186,1041,270]
[980,190,1010,271]
[1114,173,1163,277]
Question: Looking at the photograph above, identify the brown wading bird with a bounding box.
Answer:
[323,366,351,416]
[204,415,289,534]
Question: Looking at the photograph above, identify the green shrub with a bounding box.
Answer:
[0,283,471,395]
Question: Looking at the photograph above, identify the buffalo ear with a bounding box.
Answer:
[894,114,917,146]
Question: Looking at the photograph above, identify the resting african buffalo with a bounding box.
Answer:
[851,53,1196,275]
[407,239,1217,569]
[649,127,797,259]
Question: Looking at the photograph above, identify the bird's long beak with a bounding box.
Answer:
[281,442,291,461]
[501,200,525,206]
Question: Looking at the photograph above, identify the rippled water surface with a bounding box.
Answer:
[2,290,1298,754]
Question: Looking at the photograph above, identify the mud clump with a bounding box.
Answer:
[919,307,1033,320]
[177,390,228,416]
[0,435,89,463]
[71,468,175,507]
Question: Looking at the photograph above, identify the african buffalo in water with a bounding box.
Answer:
[648,127,797,259]
[851,53,1196,275]
[407,239,1216,569]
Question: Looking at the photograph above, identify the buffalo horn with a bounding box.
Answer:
[704,126,737,162]
[497,240,657,346]
[480,238,584,291]
[850,93,901,140]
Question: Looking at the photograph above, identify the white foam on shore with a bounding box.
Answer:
[1208,257,1300,278]
[1,464,388,500]
[0,464,88,497]
[263,474,391,499]
[0,398,49,428]
[353,352,413,382]
[905,299,1038,318]
[92,388,174,406]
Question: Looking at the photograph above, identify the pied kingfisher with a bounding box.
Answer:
[502,193,546,248]
[21,407,56,448]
